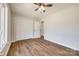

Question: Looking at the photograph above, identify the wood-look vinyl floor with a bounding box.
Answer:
[7,38,77,56]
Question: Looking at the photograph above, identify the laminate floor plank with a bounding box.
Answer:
[7,38,77,56]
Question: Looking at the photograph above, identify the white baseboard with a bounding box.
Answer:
[45,38,79,51]
[0,42,11,56]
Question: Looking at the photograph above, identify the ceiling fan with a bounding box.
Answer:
[34,3,53,12]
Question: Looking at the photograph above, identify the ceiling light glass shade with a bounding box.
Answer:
[38,5,45,12]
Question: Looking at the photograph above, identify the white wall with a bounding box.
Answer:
[42,6,79,50]
[7,4,12,42]
[12,14,40,41]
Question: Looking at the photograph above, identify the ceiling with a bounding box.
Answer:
[9,3,79,20]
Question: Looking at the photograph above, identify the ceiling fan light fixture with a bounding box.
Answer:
[38,5,45,12]
[34,3,52,13]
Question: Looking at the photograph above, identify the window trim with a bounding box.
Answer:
[0,3,8,52]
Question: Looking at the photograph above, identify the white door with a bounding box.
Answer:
[33,21,40,38]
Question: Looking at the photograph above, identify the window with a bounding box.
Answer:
[0,3,7,52]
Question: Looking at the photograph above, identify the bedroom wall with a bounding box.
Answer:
[41,6,79,50]
[12,14,40,41]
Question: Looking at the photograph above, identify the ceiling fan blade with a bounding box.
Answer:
[34,3,53,7]
[35,8,39,11]
[43,4,53,7]
[47,4,53,7]
[34,3,41,6]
